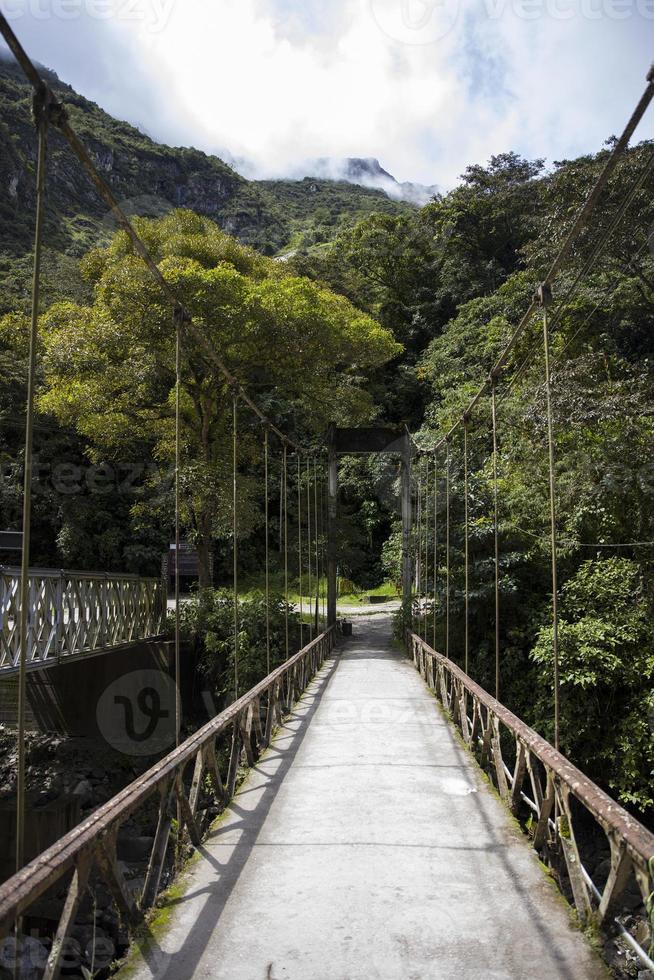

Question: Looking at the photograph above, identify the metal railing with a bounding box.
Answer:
[408,631,654,972]
[0,567,166,672]
[0,626,335,978]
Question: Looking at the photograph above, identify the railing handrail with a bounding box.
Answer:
[410,632,654,869]
[0,567,166,672]
[0,626,336,937]
[0,566,160,583]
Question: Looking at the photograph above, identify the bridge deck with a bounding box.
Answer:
[122,617,604,980]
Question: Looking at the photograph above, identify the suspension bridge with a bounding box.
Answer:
[0,11,653,979]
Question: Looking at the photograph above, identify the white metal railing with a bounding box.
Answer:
[0,567,166,671]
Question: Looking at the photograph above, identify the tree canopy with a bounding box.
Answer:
[5,209,401,582]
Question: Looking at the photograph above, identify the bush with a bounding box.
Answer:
[178,588,301,703]
[530,559,654,812]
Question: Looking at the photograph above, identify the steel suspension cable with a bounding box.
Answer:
[323,464,327,625]
[174,310,182,747]
[491,378,501,701]
[232,394,239,700]
[421,468,427,629]
[15,91,48,877]
[319,467,325,626]
[539,287,561,752]
[306,457,313,642]
[283,444,289,660]
[463,416,470,677]
[548,144,654,329]
[445,442,451,660]
[313,457,319,635]
[417,469,423,626]
[297,453,303,650]
[420,457,429,642]
[278,461,283,555]
[264,428,271,676]
[555,237,651,364]
[423,458,430,643]
[432,452,438,650]
[410,472,416,632]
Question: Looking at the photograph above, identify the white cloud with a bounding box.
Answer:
[2,0,653,188]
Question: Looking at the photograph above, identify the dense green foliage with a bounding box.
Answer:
[179,588,299,702]
[1,210,399,582]
[257,177,408,254]
[532,559,654,810]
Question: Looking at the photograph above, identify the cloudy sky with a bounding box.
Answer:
[1,0,653,187]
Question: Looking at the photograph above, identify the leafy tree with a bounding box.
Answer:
[37,210,401,584]
[531,559,654,811]
[179,588,297,701]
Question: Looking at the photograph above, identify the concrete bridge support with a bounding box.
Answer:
[0,637,192,743]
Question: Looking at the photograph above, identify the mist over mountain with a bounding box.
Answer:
[234,154,439,206]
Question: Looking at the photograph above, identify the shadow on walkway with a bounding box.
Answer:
[130,652,341,980]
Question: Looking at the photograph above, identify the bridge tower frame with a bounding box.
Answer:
[326,426,413,626]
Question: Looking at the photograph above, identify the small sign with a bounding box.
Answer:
[167,542,200,576]
[0,531,22,551]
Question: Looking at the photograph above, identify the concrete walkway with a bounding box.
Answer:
[122,616,605,980]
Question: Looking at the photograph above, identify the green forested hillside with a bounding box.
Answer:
[0,55,411,314]
[257,177,408,254]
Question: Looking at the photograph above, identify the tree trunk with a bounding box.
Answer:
[196,510,213,589]
[196,398,214,590]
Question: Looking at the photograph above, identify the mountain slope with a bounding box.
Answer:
[257,176,414,254]
[0,56,412,314]
[282,156,439,205]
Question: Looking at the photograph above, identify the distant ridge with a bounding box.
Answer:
[278,156,439,206]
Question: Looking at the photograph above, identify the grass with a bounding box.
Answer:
[235,575,399,608]
[335,581,400,606]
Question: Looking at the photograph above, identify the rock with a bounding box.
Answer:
[127,876,146,898]
[69,923,94,944]
[623,883,645,912]
[72,779,93,807]
[632,919,650,946]
[117,835,154,863]
[593,858,611,885]
[93,885,112,911]
[74,912,94,926]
